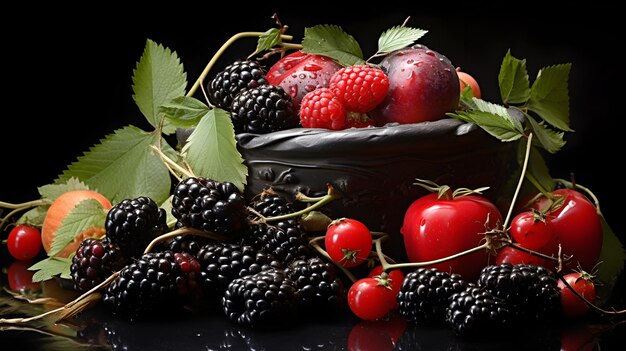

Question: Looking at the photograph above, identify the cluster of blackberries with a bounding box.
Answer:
[396,264,561,337]
[208,60,299,134]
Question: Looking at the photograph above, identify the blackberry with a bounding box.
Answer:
[172,177,247,236]
[446,285,510,336]
[285,257,345,313]
[222,268,298,327]
[70,238,128,292]
[105,196,167,258]
[250,194,296,217]
[164,235,211,256]
[195,242,282,299]
[102,251,196,319]
[208,60,268,109]
[477,263,560,321]
[230,84,298,134]
[397,268,468,324]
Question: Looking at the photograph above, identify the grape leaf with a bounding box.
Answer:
[525,115,566,153]
[132,39,187,134]
[377,26,427,54]
[251,28,282,57]
[29,257,73,282]
[48,199,107,257]
[160,96,209,129]
[498,50,531,105]
[56,125,174,204]
[595,215,626,305]
[38,177,90,201]
[182,108,248,191]
[527,63,573,132]
[302,25,364,67]
[450,110,523,142]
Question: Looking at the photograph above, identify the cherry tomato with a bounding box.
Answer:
[530,189,602,272]
[348,277,396,321]
[495,246,554,270]
[510,211,557,252]
[7,224,43,260]
[8,260,40,292]
[401,192,502,281]
[558,272,596,318]
[368,266,404,309]
[325,218,372,268]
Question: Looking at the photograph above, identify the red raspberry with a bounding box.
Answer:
[300,88,346,130]
[329,65,389,113]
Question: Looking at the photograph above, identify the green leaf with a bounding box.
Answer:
[459,85,477,109]
[472,98,524,133]
[450,110,523,142]
[16,206,48,227]
[29,257,72,282]
[302,25,364,67]
[182,108,248,191]
[160,195,176,228]
[251,28,282,57]
[517,143,555,192]
[56,125,173,204]
[498,50,531,104]
[377,26,427,54]
[525,115,566,153]
[527,63,573,132]
[159,96,209,129]
[132,39,187,134]
[38,177,90,201]
[595,215,625,306]
[49,199,107,257]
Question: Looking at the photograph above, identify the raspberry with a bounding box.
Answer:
[299,88,346,130]
[329,65,389,113]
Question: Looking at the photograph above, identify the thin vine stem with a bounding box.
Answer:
[309,236,357,283]
[150,145,194,179]
[261,186,339,223]
[0,199,49,209]
[504,133,533,229]
[143,227,228,254]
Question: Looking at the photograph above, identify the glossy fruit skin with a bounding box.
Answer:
[7,225,42,260]
[267,51,342,108]
[348,278,396,321]
[348,315,407,351]
[530,189,602,272]
[368,266,404,308]
[456,71,481,98]
[495,246,554,270]
[8,260,40,292]
[558,272,596,318]
[371,46,460,125]
[401,193,502,281]
[42,190,112,257]
[510,211,558,251]
[325,219,372,268]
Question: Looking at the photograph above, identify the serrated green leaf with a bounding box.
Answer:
[449,110,523,142]
[159,96,209,129]
[182,108,247,191]
[251,28,282,57]
[525,115,566,153]
[302,25,364,67]
[498,50,531,104]
[377,26,427,54]
[517,143,555,192]
[459,85,477,109]
[472,98,524,133]
[132,39,187,134]
[160,195,176,228]
[16,206,49,227]
[29,257,72,282]
[56,125,173,204]
[38,177,90,201]
[528,63,572,132]
[595,216,625,306]
[49,199,107,257]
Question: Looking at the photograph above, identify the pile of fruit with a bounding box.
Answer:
[1,17,624,342]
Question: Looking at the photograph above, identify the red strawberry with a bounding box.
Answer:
[329,65,389,113]
[267,51,342,109]
[300,88,346,130]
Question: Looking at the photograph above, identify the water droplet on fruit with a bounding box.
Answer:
[439,58,444,62]
[305,85,316,92]
[407,59,414,64]
[309,73,318,79]
[413,62,423,67]
[401,68,405,72]
[288,85,298,97]
[407,71,415,80]
[444,68,451,73]
[425,50,435,56]
[292,74,298,78]
[299,73,306,79]
[303,63,322,72]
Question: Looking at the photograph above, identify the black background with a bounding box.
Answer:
[1,5,623,237]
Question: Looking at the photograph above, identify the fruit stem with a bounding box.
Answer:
[143,227,229,254]
[309,236,357,283]
[554,178,602,214]
[295,192,327,203]
[261,185,340,223]
[525,172,558,201]
[187,32,294,98]
[507,242,562,263]
[374,235,489,271]
[150,145,195,179]
[503,133,533,229]
[557,274,626,317]
[0,199,50,209]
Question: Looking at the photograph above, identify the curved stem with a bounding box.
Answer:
[150,145,194,179]
[295,192,327,203]
[555,179,602,214]
[264,186,339,223]
[557,275,626,316]
[143,227,228,254]
[507,242,562,262]
[309,236,357,283]
[0,199,49,209]
[187,32,294,97]
[504,133,533,229]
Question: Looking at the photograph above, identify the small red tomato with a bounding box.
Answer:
[368,265,404,308]
[8,260,40,292]
[325,218,372,268]
[558,272,596,318]
[495,246,554,270]
[7,224,43,260]
[348,276,397,321]
[510,211,558,252]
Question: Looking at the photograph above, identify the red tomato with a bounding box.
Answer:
[510,211,557,252]
[558,272,596,318]
[530,189,602,272]
[495,246,554,270]
[7,224,43,260]
[348,277,397,321]
[368,266,404,308]
[401,193,502,281]
[325,219,372,268]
